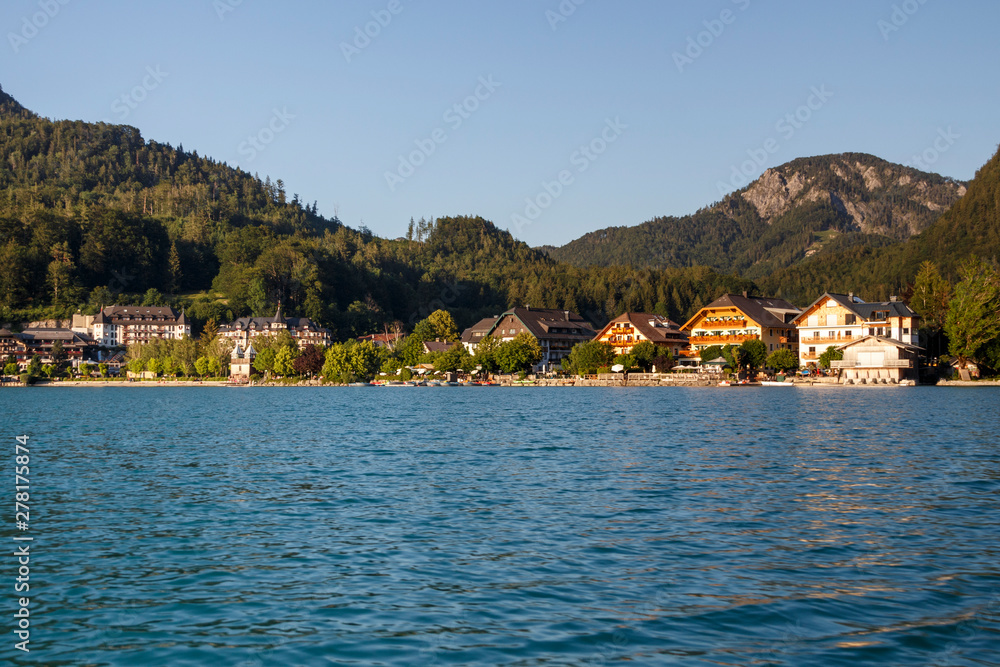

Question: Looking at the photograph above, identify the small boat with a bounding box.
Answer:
[718,380,732,387]
[761,381,794,387]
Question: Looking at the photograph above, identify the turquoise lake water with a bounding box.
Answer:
[1,385,999,666]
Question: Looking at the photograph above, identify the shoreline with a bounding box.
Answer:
[6,378,996,388]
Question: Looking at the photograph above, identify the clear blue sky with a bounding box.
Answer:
[2,0,998,247]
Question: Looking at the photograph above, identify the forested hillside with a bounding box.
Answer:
[760,146,1000,304]
[2,85,995,340]
[0,86,753,336]
[544,153,966,280]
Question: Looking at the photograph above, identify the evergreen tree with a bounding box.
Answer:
[944,258,1000,369]
[168,241,182,293]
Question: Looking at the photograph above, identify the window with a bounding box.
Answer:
[812,331,820,338]
[845,314,856,325]
[809,347,816,354]
[903,328,910,334]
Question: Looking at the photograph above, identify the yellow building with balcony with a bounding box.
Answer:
[680,293,802,361]
[594,313,688,358]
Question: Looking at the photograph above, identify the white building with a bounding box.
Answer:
[792,293,920,368]
[74,306,192,348]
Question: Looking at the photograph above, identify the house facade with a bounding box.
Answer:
[831,336,923,384]
[80,306,192,347]
[460,317,500,354]
[593,313,688,358]
[680,293,801,360]
[218,305,331,350]
[470,308,596,372]
[792,293,920,367]
[0,328,96,367]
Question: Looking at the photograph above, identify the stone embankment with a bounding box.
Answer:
[497,373,718,387]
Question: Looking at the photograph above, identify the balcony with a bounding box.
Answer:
[689,334,759,345]
[699,319,747,330]
[805,335,861,344]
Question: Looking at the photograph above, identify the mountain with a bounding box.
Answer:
[542,153,967,280]
[1,84,995,338]
[759,145,1000,304]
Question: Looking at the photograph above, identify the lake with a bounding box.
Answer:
[2,386,999,665]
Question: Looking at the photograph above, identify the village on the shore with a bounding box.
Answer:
[0,288,980,387]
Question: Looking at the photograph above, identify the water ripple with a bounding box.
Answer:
[1,386,999,665]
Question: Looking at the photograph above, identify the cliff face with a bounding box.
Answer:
[738,155,966,240]
[544,153,968,277]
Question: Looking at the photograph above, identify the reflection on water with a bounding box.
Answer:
[1,386,999,666]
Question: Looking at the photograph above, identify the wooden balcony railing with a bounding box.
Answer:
[698,320,748,330]
[805,335,861,344]
[689,334,759,345]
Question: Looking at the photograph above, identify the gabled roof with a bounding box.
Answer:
[220,312,327,334]
[835,335,924,352]
[489,308,595,340]
[423,340,455,354]
[102,306,183,320]
[852,301,918,320]
[460,317,500,344]
[597,312,687,344]
[683,294,801,331]
[792,293,917,325]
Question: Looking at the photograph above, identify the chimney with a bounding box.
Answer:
[890,295,898,302]
[848,292,854,302]
[742,291,748,298]
[564,310,570,321]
